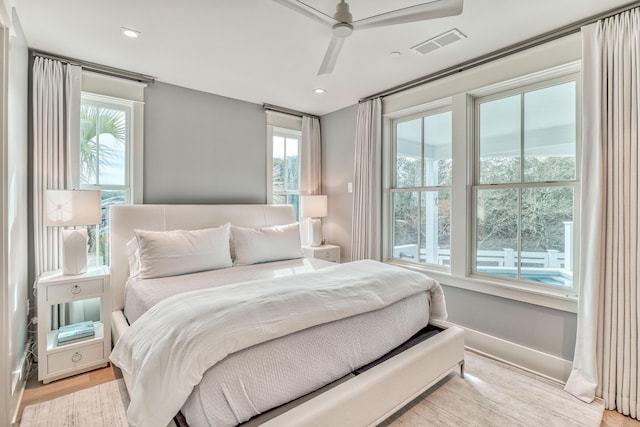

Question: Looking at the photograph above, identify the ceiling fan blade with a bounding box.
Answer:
[352,0,463,30]
[318,36,345,75]
[271,0,336,26]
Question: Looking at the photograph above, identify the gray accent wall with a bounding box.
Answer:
[443,285,577,359]
[144,82,267,204]
[321,104,358,262]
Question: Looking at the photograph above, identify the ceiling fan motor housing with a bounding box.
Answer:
[334,1,353,24]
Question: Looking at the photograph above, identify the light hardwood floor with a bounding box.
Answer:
[14,364,640,426]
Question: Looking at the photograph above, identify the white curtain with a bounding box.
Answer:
[350,98,382,261]
[565,9,640,420]
[32,57,82,277]
[301,115,321,196]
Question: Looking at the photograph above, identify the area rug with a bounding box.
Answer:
[382,351,605,427]
[20,378,129,427]
[20,351,604,426]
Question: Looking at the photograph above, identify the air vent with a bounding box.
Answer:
[411,28,467,55]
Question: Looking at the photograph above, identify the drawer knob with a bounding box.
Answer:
[71,352,82,363]
[70,285,82,295]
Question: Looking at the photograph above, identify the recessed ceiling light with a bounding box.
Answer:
[390,51,401,57]
[313,88,326,94]
[121,27,140,38]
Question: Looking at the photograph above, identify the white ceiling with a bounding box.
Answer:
[14,0,635,116]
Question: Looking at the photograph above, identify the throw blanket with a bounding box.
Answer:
[110,260,447,427]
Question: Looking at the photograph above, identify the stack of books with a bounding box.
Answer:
[57,321,95,345]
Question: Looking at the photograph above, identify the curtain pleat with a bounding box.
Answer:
[350,98,382,261]
[565,8,640,420]
[32,57,82,277]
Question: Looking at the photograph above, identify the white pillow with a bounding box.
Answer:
[135,224,232,279]
[126,237,141,278]
[231,223,302,265]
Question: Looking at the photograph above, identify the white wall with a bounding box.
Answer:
[0,5,28,426]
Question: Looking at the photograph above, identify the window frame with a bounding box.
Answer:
[266,125,302,218]
[471,73,580,295]
[79,93,134,198]
[79,92,136,266]
[382,62,582,312]
[389,105,453,270]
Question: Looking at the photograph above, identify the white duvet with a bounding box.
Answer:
[110,260,447,427]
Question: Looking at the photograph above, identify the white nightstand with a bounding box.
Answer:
[302,244,341,263]
[37,266,111,383]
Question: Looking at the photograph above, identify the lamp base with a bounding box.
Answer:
[62,229,89,275]
[308,218,323,247]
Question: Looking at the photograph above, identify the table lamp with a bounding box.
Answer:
[300,195,327,247]
[45,189,102,275]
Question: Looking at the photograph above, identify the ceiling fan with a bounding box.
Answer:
[272,0,464,75]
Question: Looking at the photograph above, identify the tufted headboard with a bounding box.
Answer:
[109,204,296,312]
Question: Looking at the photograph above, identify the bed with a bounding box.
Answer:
[108,204,464,427]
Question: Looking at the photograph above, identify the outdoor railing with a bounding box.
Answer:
[393,245,567,270]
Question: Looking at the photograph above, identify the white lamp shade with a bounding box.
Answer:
[300,195,328,218]
[45,190,102,227]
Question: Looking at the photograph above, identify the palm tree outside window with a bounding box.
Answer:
[79,93,133,266]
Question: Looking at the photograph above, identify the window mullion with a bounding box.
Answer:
[95,108,101,186]
[418,118,425,258]
[518,93,525,280]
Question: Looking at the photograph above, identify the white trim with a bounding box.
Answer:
[82,71,146,103]
[0,23,9,427]
[132,102,144,204]
[389,260,578,313]
[438,320,573,383]
[469,61,581,98]
[383,97,452,120]
[265,110,302,130]
[0,1,13,36]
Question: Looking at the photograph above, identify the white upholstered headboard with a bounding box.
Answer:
[109,204,296,312]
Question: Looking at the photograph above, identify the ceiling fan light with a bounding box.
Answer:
[332,22,353,38]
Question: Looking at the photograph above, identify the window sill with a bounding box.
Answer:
[386,260,578,313]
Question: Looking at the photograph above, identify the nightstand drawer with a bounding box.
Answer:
[302,245,340,263]
[47,342,104,375]
[46,279,104,303]
[314,249,340,262]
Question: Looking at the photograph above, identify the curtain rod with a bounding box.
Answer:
[263,103,319,120]
[32,50,156,84]
[361,1,640,101]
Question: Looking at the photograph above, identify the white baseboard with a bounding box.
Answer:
[10,352,27,424]
[440,321,573,383]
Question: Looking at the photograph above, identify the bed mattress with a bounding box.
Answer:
[121,259,433,427]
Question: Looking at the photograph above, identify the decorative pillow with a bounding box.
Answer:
[231,223,302,265]
[135,224,232,279]
[126,236,141,278]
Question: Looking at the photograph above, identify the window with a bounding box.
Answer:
[384,64,581,305]
[390,109,452,267]
[474,78,577,290]
[79,93,133,266]
[269,127,301,219]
